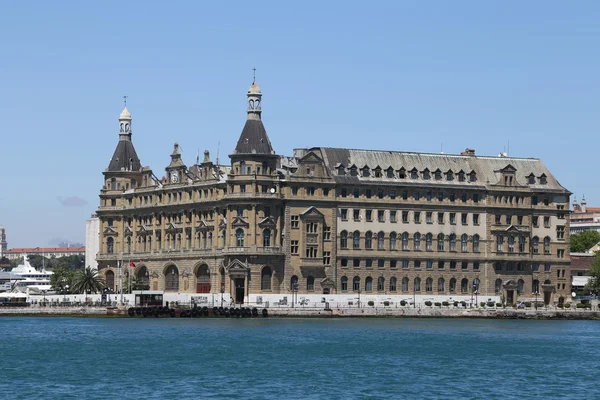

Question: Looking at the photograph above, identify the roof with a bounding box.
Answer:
[119,106,131,120]
[312,147,569,193]
[5,247,85,254]
[108,140,142,172]
[570,254,595,271]
[232,119,275,155]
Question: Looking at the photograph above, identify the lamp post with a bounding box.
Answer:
[413,285,416,309]
[64,284,69,303]
[533,290,539,310]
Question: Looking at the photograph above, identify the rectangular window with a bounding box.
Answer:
[414,260,421,269]
[378,259,385,269]
[341,209,348,220]
[414,211,420,224]
[544,263,551,272]
[557,249,565,259]
[366,210,373,221]
[473,262,480,271]
[305,247,318,258]
[402,211,409,223]
[495,215,501,224]
[353,188,360,198]
[449,213,456,225]
[323,226,331,241]
[426,192,432,202]
[425,212,432,224]
[450,261,456,270]
[353,209,360,221]
[532,264,539,272]
[366,259,373,269]
[378,210,385,222]
[473,193,479,203]
[341,258,348,268]
[390,260,397,269]
[323,188,329,196]
[437,192,444,202]
[544,216,550,228]
[426,260,433,269]
[366,189,372,199]
[506,215,512,225]
[402,191,408,200]
[414,192,421,201]
[389,190,396,200]
[533,216,539,227]
[307,187,315,196]
[323,251,331,265]
[402,260,409,269]
[532,196,538,206]
[449,193,455,202]
[438,212,444,224]
[353,258,360,268]
[341,188,347,197]
[461,213,468,225]
[377,190,384,199]
[291,240,299,255]
[517,215,523,225]
[473,214,479,225]
[291,215,299,229]
[292,187,298,195]
[438,261,445,270]
[557,226,565,240]
[390,210,397,223]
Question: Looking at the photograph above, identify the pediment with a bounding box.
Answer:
[231,216,249,228]
[165,222,180,232]
[195,220,214,232]
[300,206,324,219]
[258,216,277,229]
[499,164,517,173]
[226,259,250,274]
[136,225,150,235]
[505,225,521,233]
[103,226,119,236]
[124,226,133,236]
[299,151,323,164]
[320,277,335,288]
[218,219,227,230]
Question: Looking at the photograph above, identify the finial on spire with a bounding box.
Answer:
[252,67,256,82]
[123,95,128,106]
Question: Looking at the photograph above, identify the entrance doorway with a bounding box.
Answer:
[322,288,330,295]
[506,290,514,305]
[544,291,551,305]
[235,278,245,304]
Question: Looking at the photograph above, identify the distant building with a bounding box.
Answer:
[570,196,600,234]
[570,252,594,292]
[4,247,86,260]
[0,225,7,258]
[85,214,100,271]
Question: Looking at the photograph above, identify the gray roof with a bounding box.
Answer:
[232,119,275,155]
[108,138,142,172]
[313,147,569,193]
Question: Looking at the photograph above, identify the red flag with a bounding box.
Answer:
[129,262,136,268]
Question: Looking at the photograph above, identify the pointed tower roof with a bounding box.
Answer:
[232,79,275,156]
[108,104,142,172]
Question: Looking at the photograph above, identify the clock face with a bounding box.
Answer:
[170,171,179,183]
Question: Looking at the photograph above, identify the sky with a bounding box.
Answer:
[1,1,599,248]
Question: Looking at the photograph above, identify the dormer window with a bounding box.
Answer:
[458,171,465,182]
[410,168,418,179]
[539,174,547,185]
[336,164,345,176]
[446,170,454,181]
[469,171,477,182]
[386,167,394,178]
[350,165,358,177]
[528,174,536,184]
[398,168,406,179]
[374,167,382,178]
[362,166,370,177]
[422,169,430,180]
[434,170,442,180]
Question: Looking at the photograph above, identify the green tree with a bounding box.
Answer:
[71,267,105,294]
[50,265,75,293]
[585,252,600,295]
[570,231,600,253]
[9,257,23,269]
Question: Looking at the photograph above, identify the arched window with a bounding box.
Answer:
[461,234,468,252]
[414,277,421,292]
[402,232,409,250]
[263,229,271,247]
[389,232,397,250]
[105,270,115,291]
[437,233,445,251]
[353,231,360,249]
[136,266,149,290]
[533,279,540,293]
[353,276,360,291]
[290,275,299,291]
[473,234,480,252]
[261,266,272,290]
[107,237,114,254]
[340,231,348,249]
[389,277,397,292]
[426,233,433,251]
[437,277,445,292]
[449,234,456,252]
[425,277,433,293]
[401,277,409,292]
[449,278,457,293]
[341,276,348,292]
[196,264,210,293]
[365,277,373,291]
[495,278,502,293]
[165,265,179,292]
[517,279,524,294]
[532,236,539,253]
[544,236,550,254]
[377,232,385,250]
[306,276,315,291]
[461,278,469,293]
[236,228,245,247]
[365,231,373,249]
[414,233,421,251]
[240,161,246,175]
[377,277,385,291]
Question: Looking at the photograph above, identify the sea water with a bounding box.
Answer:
[0,317,598,400]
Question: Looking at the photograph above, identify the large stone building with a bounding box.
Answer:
[96,80,571,306]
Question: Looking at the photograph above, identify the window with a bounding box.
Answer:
[236,229,245,247]
[390,260,397,269]
[449,234,456,252]
[341,209,348,220]
[426,278,433,293]
[532,236,539,253]
[307,276,314,291]
[263,229,271,247]
[506,215,512,225]
[341,188,347,198]
[449,213,456,224]
[323,226,331,241]
[402,211,409,223]
[473,234,480,252]
[461,234,468,252]
[426,260,433,269]
[532,279,539,293]
[414,212,421,224]
[377,189,384,199]
[450,278,456,293]
[390,211,397,223]
[341,276,348,291]
[378,232,385,250]
[340,231,348,249]
[414,277,421,292]
[378,259,385,269]
[496,235,503,252]
[518,236,525,253]
[437,278,445,292]
[495,279,502,293]
[402,277,409,292]
[426,233,433,251]
[402,232,409,250]
[378,210,385,222]
[353,209,360,221]
[366,189,372,198]
[353,188,360,198]
[323,252,331,265]
[365,231,373,249]
[461,213,468,225]
[366,210,373,221]
[557,226,565,240]
[389,190,396,199]
[377,277,385,291]
[557,249,565,259]
[508,236,515,253]
[261,267,272,290]
[307,187,315,196]
[402,191,408,200]
[414,233,421,251]
[353,258,360,268]
[390,277,397,291]
[387,168,395,178]
[414,260,421,269]
[341,258,348,268]
[291,216,299,228]
[426,212,432,224]
[544,263,551,272]
[292,187,298,195]
[402,260,409,269]
[532,216,539,227]
[390,232,397,250]
[353,231,360,249]
[450,261,456,270]
[495,215,501,225]
[438,212,444,224]
[107,237,114,254]
[544,216,550,228]
[461,278,468,293]
[305,246,318,258]
[473,193,479,203]
[366,259,373,268]
[437,233,445,251]
[544,237,550,254]
[353,277,360,291]
[473,214,479,225]
[474,262,480,270]
[365,277,373,291]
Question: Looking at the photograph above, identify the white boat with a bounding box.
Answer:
[10,256,53,294]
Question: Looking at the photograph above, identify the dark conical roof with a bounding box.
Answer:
[233,119,275,155]
[108,138,142,172]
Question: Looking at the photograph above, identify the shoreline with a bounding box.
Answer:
[1,306,599,320]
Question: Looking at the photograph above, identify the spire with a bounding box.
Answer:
[108,102,141,172]
[167,142,185,168]
[232,76,275,155]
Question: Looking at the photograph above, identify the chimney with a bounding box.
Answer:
[461,148,475,156]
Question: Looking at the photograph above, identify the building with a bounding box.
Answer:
[0,225,7,258]
[85,214,100,271]
[570,196,600,234]
[95,80,571,306]
[4,247,86,260]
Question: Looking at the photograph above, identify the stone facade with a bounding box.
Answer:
[96,81,571,306]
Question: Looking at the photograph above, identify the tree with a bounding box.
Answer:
[585,252,600,295]
[570,231,600,253]
[50,265,75,293]
[71,267,105,294]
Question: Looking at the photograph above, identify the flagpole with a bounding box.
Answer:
[129,258,131,295]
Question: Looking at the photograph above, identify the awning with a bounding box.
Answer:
[572,276,590,287]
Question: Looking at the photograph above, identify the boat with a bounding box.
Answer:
[10,256,54,294]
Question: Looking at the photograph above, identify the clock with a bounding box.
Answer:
[170,171,179,183]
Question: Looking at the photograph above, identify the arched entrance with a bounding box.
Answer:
[165,265,179,292]
[105,270,115,291]
[136,266,149,290]
[196,264,210,293]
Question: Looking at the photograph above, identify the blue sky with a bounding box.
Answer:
[1,1,598,248]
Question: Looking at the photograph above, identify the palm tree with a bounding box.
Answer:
[71,266,106,294]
